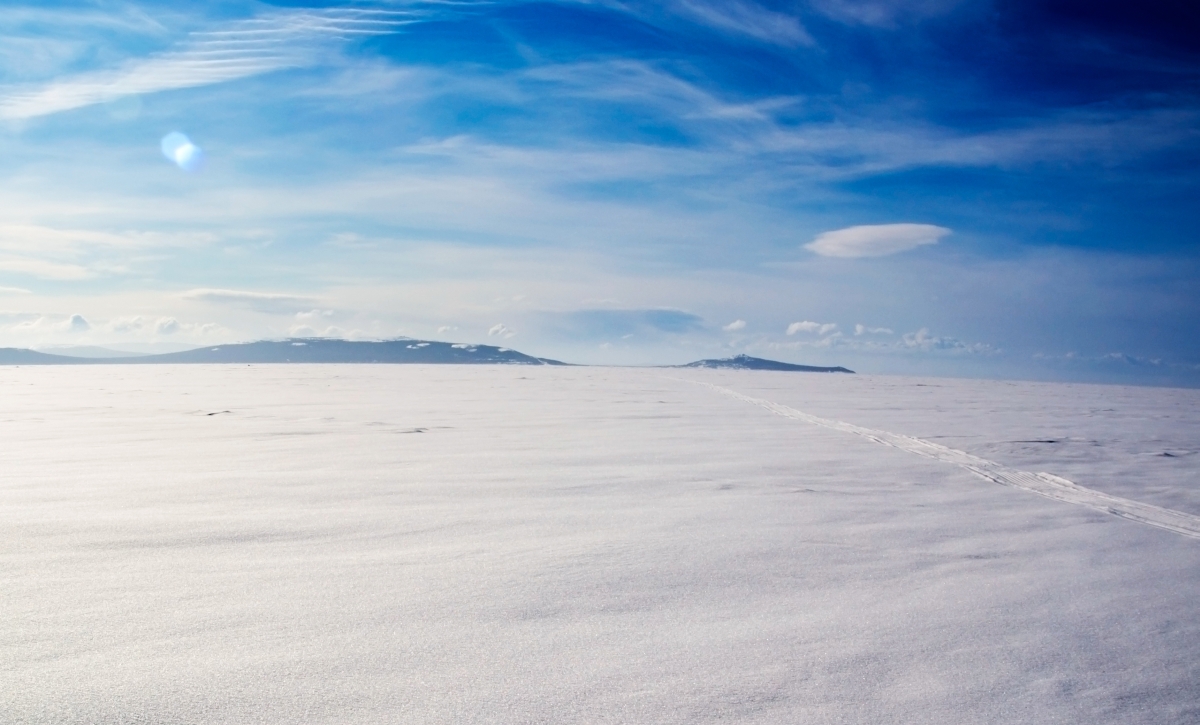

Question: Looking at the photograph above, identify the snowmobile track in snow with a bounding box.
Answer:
[687,380,1200,540]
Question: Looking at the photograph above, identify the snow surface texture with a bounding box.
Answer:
[3,366,1199,724]
[685,380,1200,539]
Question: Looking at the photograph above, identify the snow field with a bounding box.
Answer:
[688,379,1200,538]
[2,365,1198,723]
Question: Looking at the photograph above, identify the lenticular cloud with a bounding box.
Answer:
[160,132,204,171]
[806,223,950,258]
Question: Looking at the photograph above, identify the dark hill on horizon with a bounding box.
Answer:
[678,354,854,373]
[0,348,92,365]
[0,338,566,366]
[132,339,568,365]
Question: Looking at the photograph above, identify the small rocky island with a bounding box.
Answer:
[679,354,854,373]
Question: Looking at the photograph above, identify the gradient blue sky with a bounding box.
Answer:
[1,0,1198,383]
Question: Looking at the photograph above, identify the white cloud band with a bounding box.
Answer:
[806,223,951,258]
[0,9,414,120]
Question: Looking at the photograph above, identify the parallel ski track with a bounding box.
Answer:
[687,380,1200,540]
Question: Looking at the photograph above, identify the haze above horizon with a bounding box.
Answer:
[1,0,1197,385]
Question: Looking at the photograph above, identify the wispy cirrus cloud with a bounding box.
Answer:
[0,224,215,282]
[0,224,213,254]
[0,257,93,280]
[579,0,813,47]
[0,5,168,35]
[0,8,415,120]
[809,0,965,28]
[398,60,1200,185]
[181,288,317,314]
[669,0,813,46]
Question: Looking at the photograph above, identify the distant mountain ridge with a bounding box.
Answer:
[0,341,850,372]
[35,345,153,358]
[0,338,566,366]
[679,354,854,373]
[0,348,89,365]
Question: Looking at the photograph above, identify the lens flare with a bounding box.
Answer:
[160,132,204,171]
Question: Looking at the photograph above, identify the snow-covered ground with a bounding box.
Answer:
[3,365,1198,724]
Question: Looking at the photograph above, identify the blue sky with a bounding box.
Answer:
[1,0,1198,384]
